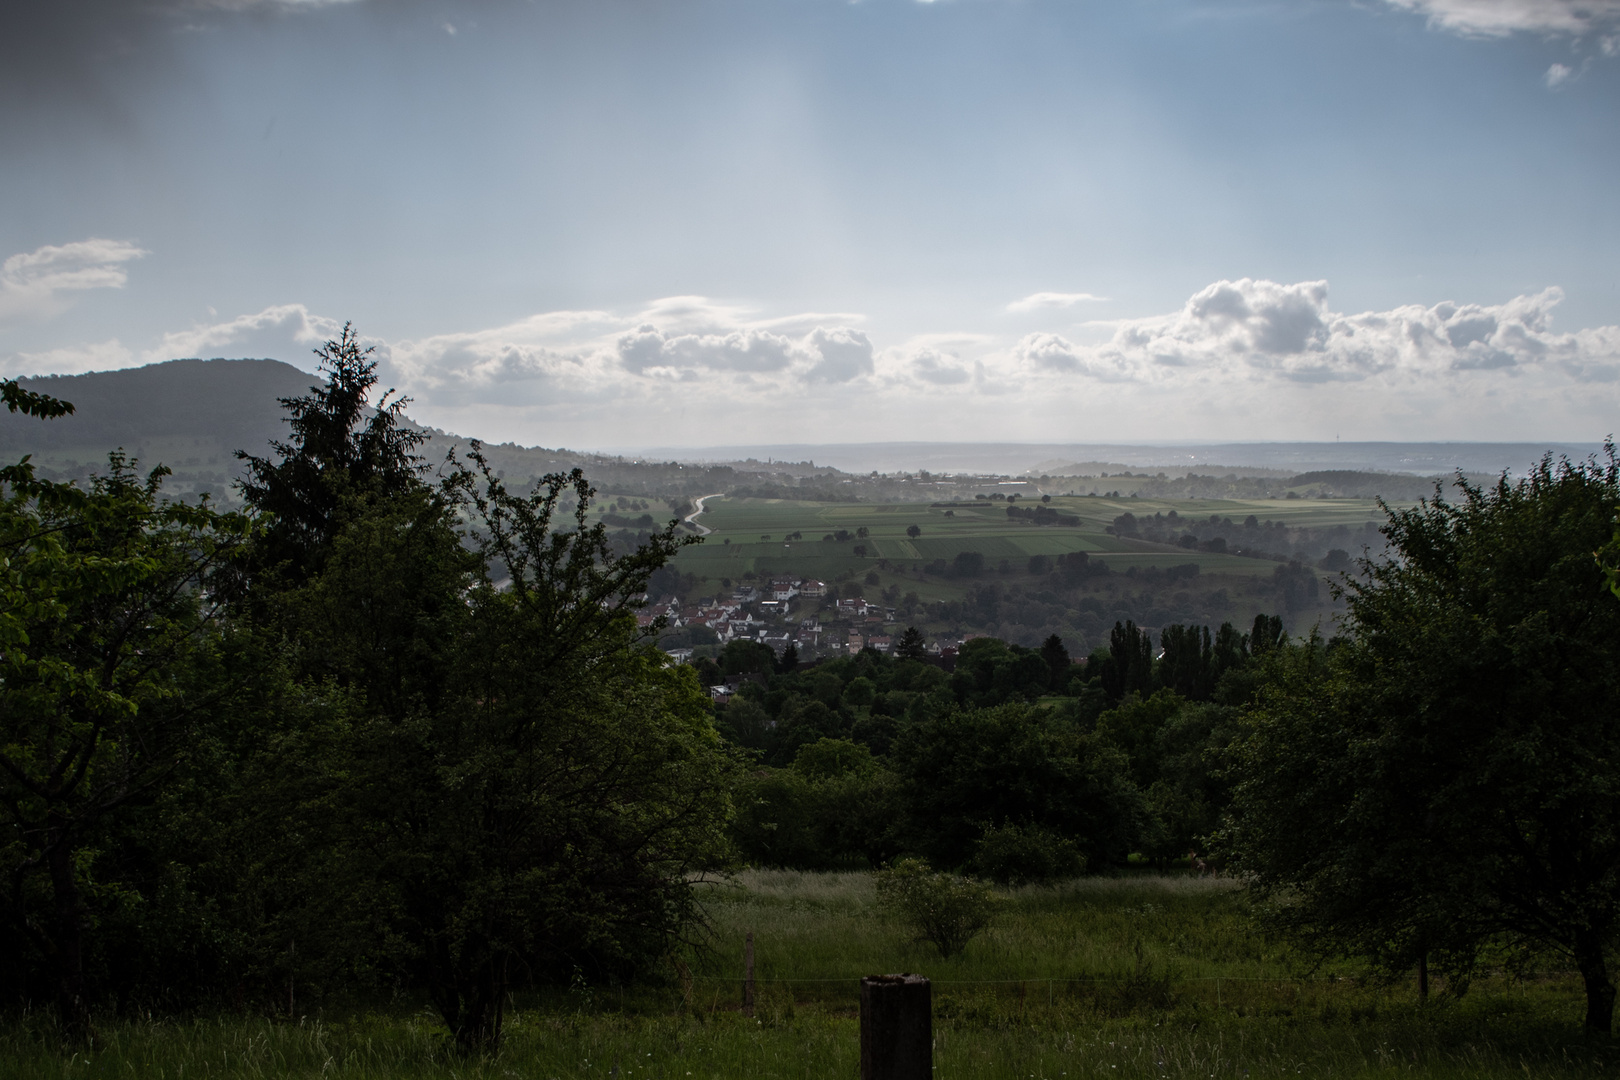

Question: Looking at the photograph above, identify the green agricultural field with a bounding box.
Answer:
[6,871,1605,1080]
[671,495,1391,589]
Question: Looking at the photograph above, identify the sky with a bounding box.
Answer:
[2,0,1618,450]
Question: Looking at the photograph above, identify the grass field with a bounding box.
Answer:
[5,872,1607,1080]
[668,494,1393,594]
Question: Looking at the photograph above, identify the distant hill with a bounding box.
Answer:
[0,359,920,506]
[4,358,316,458]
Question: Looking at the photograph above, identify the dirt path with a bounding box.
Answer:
[685,493,724,536]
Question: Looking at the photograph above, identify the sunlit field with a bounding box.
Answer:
[5,871,1606,1080]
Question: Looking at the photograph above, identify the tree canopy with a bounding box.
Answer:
[1223,449,1620,1032]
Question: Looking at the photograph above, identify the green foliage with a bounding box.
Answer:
[949,637,1051,706]
[893,702,1143,870]
[967,821,1084,885]
[1223,449,1620,1034]
[0,437,252,1033]
[874,858,996,959]
[731,741,900,870]
[1,377,76,419]
[1598,504,1620,600]
[235,324,430,587]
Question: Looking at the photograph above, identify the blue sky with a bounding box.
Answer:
[2,0,1618,448]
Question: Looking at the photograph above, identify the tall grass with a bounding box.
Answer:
[2,872,1609,1080]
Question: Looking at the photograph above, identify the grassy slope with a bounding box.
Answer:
[3,872,1602,1080]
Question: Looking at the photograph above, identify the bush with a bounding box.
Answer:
[967,822,1084,885]
[874,858,996,959]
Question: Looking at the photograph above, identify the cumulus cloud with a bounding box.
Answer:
[1046,278,1620,387]
[0,238,146,321]
[1384,0,1620,38]
[805,327,876,382]
[1006,291,1108,313]
[29,280,1612,446]
[894,345,974,386]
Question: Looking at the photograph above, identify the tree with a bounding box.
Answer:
[906,524,921,539]
[1039,634,1070,691]
[894,702,1143,871]
[896,626,927,660]
[234,344,740,1052]
[235,323,428,587]
[1096,620,1155,702]
[1,403,251,1036]
[1223,450,1620,1033]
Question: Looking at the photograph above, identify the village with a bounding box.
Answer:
[640,575,962,675]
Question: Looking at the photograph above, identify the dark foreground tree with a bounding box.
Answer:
[1,382,251,1037]
[235,322,427,587]
[235,341,740,1053]
[1223,449,1620,1033]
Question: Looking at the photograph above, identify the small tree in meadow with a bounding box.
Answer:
[875,858,996,959]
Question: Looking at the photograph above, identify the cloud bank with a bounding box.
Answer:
[4,243,1615,443]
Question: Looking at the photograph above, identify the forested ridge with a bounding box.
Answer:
[5,331,1620,1048]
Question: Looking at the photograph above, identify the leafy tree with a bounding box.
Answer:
[949,637,1049,706]
[232,344,739,1052]
[875,858,995,959]
[1223,451,1620,1033]
[906,524,921,539]
[967,821,1083,885]
[953,550,985,577]
[719,639,777,677]
[1,410,251,1036]
[894,702,1143,870]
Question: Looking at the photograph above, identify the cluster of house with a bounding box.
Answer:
[645,576,924,664]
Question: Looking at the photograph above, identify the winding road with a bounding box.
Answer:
[684,493,724,536]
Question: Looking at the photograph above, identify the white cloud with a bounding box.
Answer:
[141,303,341,365]
[0,238,147,322]
[1545,60,1575,84]
[25,280,1614,447]
[1384,0,1620,38]
[1051,278,1620,387]
[1006,291,1109,313]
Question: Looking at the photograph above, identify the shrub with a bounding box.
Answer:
[967,822,1085,885]
[875,858,996,959]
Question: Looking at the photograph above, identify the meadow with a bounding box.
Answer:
[664,493,1395,611]
[4,871,1605,1080]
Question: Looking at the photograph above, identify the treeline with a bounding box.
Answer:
[709,613,1290,878]
[1064,468,1476,502]
[1109,509,1385,565]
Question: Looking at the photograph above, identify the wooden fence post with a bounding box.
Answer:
[860,974,931,1080]
[743,932,756,1018]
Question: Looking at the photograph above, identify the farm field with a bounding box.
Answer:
[5,871,1604,1080]
[669,493,1396,594]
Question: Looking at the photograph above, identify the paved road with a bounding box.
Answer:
[684,493,724,536]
